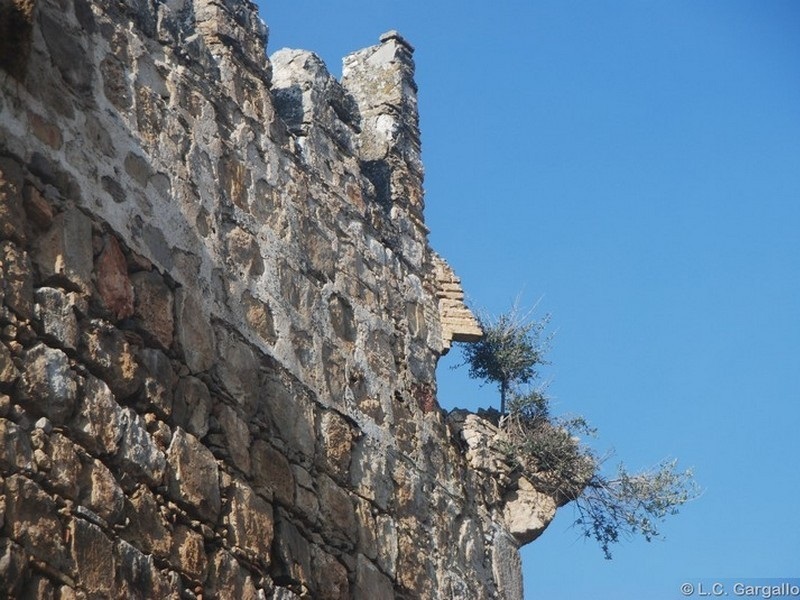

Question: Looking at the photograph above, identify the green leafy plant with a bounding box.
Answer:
[458,306,700,558]
[458,304,551,415]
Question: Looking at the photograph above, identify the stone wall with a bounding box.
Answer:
[0,1,559,598]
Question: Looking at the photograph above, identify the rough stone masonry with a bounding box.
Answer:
[0,1,563,598]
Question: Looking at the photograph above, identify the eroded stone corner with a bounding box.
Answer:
[433,254,483,352]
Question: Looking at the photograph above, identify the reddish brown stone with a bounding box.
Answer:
[95,236,134,321]
[131,270,173,350]
[412,383,437,414]
[22,184,53,229]
[28,110,63,149]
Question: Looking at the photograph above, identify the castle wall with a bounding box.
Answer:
[0,1,534,598]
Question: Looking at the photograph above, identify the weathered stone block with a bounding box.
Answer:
[116,539,173,599]
[328,293,356,342]
[1,241,34,319]
[241,289,276,345]
[354,554,393,600]
[292,464,319,525]
[501,476,557,545]
[491,530,523,600]
[42,432,81,499]
[214,325,259,416]
[375,514,398,579]
[215,404,251,474]
[311,546,349,600]
[175,288,215,373]
[35,207,93,292]
[19,343,77,425]
[122,485,171,558]
[0,417,33,471]
[0,342,20,387]
[4,474,71,571]
[82,458,125,525]
[117,407,167,487]
[34,286,80,350]
[95,235,134,321]
[166,428,221,522]
[22,184,54,230]
[70,518,115,597]
[318,474,357,548]
[131,270,174,350]
[0,539,28,597]
[251,439,294,506]
[170,525,208,584]
[172,375,211,438]
[0,156,27,245]
[350,439,393,511]
[259,368,316,463]
[317,410,355,482]
[226,481,273,565]
[206,549,260,600]
[140,347,175,419]
[272,513,312,588]
[71,375,124,456]
[79,319,142,400]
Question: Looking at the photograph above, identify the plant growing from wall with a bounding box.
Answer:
[457,304,550,415]
[458,308,700,559]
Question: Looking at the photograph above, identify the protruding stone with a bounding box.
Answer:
[70,375,124,456]
[35,207,93,292]
[82,458,125,525]
[0,157,27,245]
[0,539,29,597]
[501,477,558,546]
[1,241,34,319]
[166,428,221,522]
[272,513,312,588]
[19,343,77,425]
[95,236,134,321]
[172,376,211,439]
[318,410,355,481]
[34,286,80,350]
[355,554,394,600]
[123,485,172,557]
[0,342,20,386]
[70,518,115,597]
[170,525,208,584]
[116,539,173,598]
[215,404,251,474]
[205,549,259,600]
[311,546,349,600]
[225,481,273,566]
[79,319,142,400]
[4,474,71,571]
[0,417,34,471]
[117,407,167,487]
[433,254,483,352]
[214,325,260,416]
[318,474,357,548]
[140,347,175,419]
[251,439,294,506]
[131,270,174,349]
[22,184,54,230]
[42,432,82,499]
[379,30,414,51]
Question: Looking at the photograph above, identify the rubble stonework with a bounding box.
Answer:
[0,1,561,598]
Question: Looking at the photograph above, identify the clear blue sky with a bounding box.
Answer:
[258,2,800,598]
